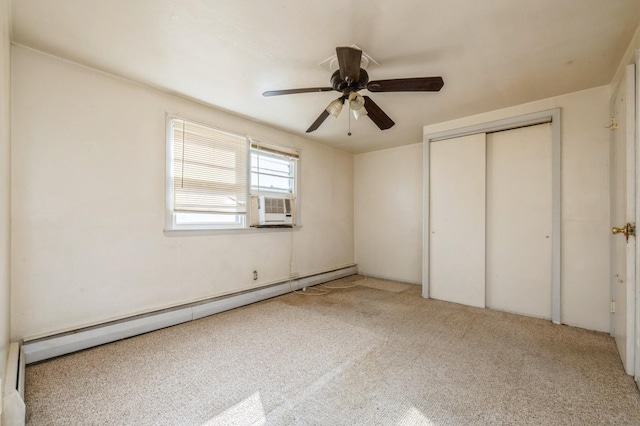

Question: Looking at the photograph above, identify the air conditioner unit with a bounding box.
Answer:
[250,196,295,227]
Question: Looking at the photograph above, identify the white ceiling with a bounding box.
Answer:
[10,0,640,154]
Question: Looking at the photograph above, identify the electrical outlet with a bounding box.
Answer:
[253,270,258,280]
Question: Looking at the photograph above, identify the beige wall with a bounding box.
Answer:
[354,144,423,284]
[0,0,11,387]
[355,86,610,332]
[11,46,354,340]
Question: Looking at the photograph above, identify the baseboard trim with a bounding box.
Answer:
[22,265,358,364]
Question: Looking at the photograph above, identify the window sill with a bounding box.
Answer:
[163,225,302,237]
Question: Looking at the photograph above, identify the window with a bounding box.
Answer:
[250,140,298,198]
[166,117,299,231]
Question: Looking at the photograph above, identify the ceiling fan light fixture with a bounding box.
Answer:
[352,106,368,120]
[326,99,343,117]
[348,92,365,110]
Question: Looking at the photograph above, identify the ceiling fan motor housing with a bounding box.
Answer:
[331,69,369,93]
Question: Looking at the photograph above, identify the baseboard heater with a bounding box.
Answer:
[2,342,26,426]
[22,265,358,364]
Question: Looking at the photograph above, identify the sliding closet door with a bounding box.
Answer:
[429,133,486,308]
[485,123,552,318]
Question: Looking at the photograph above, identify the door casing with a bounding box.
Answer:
[635,50,640,386]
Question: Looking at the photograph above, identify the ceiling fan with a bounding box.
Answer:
[262,46,444,133]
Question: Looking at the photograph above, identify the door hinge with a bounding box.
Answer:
[607,118,618,129]
[611,300,616,313]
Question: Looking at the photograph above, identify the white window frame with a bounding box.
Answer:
[165,116,301,233]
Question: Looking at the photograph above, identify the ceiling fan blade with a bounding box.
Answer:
[367,76,444,92]
[306,110,331,133]
[263,87,333,97]
[363,96,395,130]
[336,46,362,83]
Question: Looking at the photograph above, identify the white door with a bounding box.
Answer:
[429,133,486,308]
[486,123,553,319]
[610,63,636,376]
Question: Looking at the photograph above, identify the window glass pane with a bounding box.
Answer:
[251,173,293,192]
[251,151,295,194]
[175,212,242,225]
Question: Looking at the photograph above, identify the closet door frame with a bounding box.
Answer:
[423,108,562,324]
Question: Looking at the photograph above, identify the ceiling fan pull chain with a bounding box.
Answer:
[348,104,352,136]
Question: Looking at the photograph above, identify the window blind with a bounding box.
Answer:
[250,140,300,159]
[172,119,248,214]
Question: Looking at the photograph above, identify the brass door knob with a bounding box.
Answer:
[612,223,635,241]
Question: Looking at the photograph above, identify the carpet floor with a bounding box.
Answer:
[25,276,640,425]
